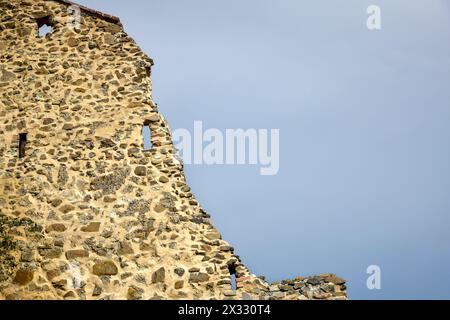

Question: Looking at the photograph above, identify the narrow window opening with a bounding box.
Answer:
[19,133,27,158]
[228,264,237,291]
[145,66,152,101]
[37,16,53,37]
[142,123,152,150]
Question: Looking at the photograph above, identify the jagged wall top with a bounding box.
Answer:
[52,0,122,26]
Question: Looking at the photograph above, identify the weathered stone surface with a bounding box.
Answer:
[127,285,144,300]
[123,199,151,216]
[58,166,68,186]
[52,279,67,290]
[118,241,134,255]
[158,175,169,183]
[13,269,34,285]
[151,267,165,284]
[92,285,103,297]
[92,261,118,276]
[20,249,33,262]
[306,277,321,286]
[205,231,221,240]
[323,274,346,285]
[189,272,210,283]
[223,290,236,297]
[59,204,75,214]
[67,37,79,47]
[0,67,16,82]
[279,284,292,292]
[50,199,63,207]
[38,247,63,259]
[134,166,147,176]
[103,196,116,203]
[174,281,184,289]
[62,123,74,131]
[46,224,67,233]
[81,222,101,233]
[43,118,54,125]
[174,268,185,277]
[91,168,131,194]
[66,250,89,260]
[145,114,159,123]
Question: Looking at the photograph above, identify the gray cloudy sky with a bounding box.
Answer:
[74,0,450,299]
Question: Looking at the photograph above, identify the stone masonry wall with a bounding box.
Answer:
[0,0,347,300]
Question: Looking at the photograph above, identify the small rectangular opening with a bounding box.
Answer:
[231,273,237,291]
[228,264,237,291]
[37,16,53,37]
[19,133,27,158]
[142,124,152,150]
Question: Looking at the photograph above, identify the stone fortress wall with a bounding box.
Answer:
[0,0,347,300]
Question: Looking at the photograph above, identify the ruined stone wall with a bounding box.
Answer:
[0,0,347,300]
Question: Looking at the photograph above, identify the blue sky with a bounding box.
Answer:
[74,0,450,299]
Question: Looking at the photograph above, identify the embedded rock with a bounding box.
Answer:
[92,261,118,276]
[13,269,34,286]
